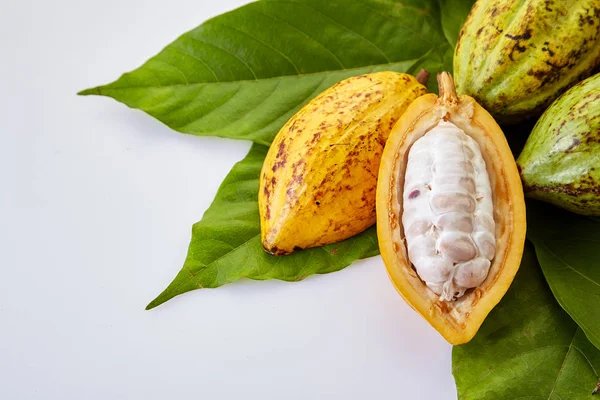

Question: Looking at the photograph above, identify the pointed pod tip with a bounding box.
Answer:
[261,232,294,256]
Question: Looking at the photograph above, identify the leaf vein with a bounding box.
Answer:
[213,22,301,75]
[353,0,437,46]
[279,0,391,63]
[248,8,346,68]
[539,242,600,291]
[177,85,244,130]
[180,79,282,132]
[153,59,190,84]
[170,45,220,82]
[186,35,258,79]
[547,330,577,400]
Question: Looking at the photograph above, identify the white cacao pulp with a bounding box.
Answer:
[402,120,496,301]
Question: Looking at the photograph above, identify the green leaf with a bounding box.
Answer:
[527,200,600,351]
[79,0,478,308]
[438,0,474,48]
[453,244,600,399]
[80,0,464,146]
[146,144,379,309]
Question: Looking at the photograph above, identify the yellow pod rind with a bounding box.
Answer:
[376,73,526,345]
[260,72,427,255]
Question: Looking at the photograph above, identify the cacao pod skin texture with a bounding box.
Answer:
[454,0,600,122]
[518,73,600,215]
[377,73,526,345]
[259,72,427,256]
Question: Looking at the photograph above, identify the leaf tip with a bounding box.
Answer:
[77,86,102,96]
[145,296,164,310]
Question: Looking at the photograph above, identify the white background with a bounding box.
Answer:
[0,1,456,398]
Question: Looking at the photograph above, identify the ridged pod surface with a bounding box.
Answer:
[518,72,600,215]
[259,72,427,255]
[454,0,600,122]
[377,73,526,345]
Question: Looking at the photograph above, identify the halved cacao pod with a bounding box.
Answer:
[376,72,526,344]
[260,71,428,255]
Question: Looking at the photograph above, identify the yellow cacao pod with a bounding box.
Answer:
[376,72,526,344]
[259,71,428,255]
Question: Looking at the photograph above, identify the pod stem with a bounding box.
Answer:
[437,72,459,104]
[415,69,430,86]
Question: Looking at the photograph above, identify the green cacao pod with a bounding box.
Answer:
[454,0,600,122]
[517,72,600,215]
